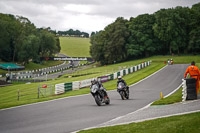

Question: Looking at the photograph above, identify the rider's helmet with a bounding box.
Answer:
[91,78,96,84]
[118,76,122,80]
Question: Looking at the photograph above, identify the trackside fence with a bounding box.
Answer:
[17,83,53,100]
[55,61,151,95]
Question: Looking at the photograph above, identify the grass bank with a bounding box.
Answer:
[59,37,91,57]
[79,112,200,133]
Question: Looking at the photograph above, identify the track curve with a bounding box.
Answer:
[0,64,188,133]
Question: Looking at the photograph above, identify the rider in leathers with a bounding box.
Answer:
[91,79,108,97]
[117,76,129,93]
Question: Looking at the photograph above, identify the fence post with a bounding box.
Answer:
[38,87,40,99]
[18,89,19,101]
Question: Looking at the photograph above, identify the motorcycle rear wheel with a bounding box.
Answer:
[105,97,110,105]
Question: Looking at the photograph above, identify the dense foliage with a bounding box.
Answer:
[57,29,89,38]
[90,3,200,65]
[0,14,60,64]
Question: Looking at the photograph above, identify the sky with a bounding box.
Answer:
[0,0,200,34]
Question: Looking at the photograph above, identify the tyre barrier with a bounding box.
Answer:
[186,78,197,100]
[182,79,187,101]
[55,61,151,95]
[182,78,197,101]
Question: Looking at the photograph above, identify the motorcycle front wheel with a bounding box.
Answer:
[120,91,125,100]
[94,94,102,106]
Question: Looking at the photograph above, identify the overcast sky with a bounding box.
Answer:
[0,0,199,33]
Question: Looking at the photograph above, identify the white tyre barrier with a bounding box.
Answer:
[55,83,65,95]
[182,79,187,102]
[72,81,80,90]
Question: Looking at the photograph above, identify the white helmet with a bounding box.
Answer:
[91,78,96,83]
[118,76,122,79]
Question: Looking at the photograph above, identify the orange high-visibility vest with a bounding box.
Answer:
[184,65,200,94]
[184,65,200,79]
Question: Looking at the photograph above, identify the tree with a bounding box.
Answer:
[103,17,129,64]
[18,34,40,64]
[189,3,200,54]
[0,14,15,61]
[39,29,59,57]
[90,31,106,64]
[153,7,191,55]
[127,14,158,58]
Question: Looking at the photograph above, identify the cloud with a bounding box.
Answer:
[0,0,199,33]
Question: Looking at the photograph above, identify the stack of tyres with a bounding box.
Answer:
[186,78,197,100]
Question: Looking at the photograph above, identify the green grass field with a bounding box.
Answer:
[60,37,91,57]
[79,112,200,133]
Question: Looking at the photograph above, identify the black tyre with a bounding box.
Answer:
[94,94,102,106]
[186,78,196,84]
[187,89,196,93]
[105,97,110,105]
[186,94,197,100]
[126,92,129,99]
[186,83,196,89]
[120,91,125,100]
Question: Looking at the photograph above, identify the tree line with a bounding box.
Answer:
[0,13,61,64]
[90,3,200,65]
[57,29,89,38]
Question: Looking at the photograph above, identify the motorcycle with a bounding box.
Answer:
[170,60,174,65]
[90,84,110,106]
[117,82,129,100]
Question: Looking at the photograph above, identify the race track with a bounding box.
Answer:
[0,64,188,133]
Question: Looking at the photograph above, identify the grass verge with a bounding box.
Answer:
[78,112,200,133]
[151,87,182,105]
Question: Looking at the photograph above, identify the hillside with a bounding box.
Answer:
[59,37,91,57]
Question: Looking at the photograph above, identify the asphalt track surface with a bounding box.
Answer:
[0,64,188,133]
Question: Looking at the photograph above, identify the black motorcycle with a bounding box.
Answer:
[117,82,129,100]
[90,84,110,106]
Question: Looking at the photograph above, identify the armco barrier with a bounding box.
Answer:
[55,61,151,95]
